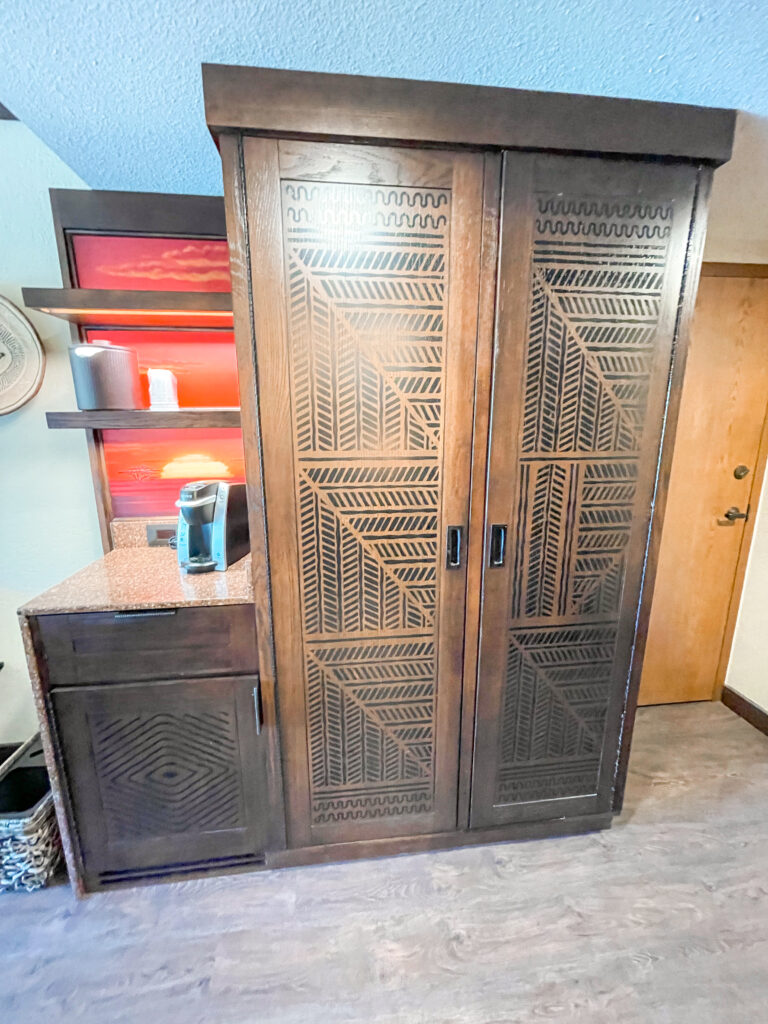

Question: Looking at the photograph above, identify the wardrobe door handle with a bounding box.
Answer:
[446,526,462,569]
[113,609,177,620]
[489,524,507,567]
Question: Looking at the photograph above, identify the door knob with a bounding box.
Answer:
[722,506,748,523]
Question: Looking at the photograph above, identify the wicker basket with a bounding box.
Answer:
[0,735,62,893]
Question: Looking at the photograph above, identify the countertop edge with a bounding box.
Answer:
[19,595,255,616]
[17,549,254,617]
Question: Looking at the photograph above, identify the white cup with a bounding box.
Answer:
[148,368,179,410]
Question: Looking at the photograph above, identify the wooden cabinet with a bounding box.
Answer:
[28,602,271,891]
[52,676,268,888]
[22,68,735,894]
[205,65,734,856]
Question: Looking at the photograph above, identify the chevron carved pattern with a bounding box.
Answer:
[497,195,673,805]
[511,459,637,619]
[281,180,451,827]
[90,710,244,840]
[523,197,671,456]
[307,639,434,824]
[496,623,616,803]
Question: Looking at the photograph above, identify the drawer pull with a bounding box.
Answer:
[113,609,178,620]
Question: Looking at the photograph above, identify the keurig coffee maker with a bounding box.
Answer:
[175,481,250,573]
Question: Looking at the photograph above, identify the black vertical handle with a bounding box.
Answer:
[253,680,262,735]
[446,525,462,569]
[489,524,507,567]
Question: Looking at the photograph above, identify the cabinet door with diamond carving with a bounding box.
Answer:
[240,140,485,845]
[53,676,268,887]
[470,154,699,828]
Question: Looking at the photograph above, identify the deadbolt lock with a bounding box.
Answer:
[733,465,750,480]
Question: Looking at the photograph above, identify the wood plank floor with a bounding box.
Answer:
[2,702,767,1023]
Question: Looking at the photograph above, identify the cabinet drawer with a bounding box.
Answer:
[36,604,257,686]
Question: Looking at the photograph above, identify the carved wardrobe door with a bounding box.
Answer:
[240,140,485,845]
[470,154,699,827]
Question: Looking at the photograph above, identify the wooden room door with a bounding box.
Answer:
[470,152,699,828]
[240,140,487,846]
[639,271,768,705]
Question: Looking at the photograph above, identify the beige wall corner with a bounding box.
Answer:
[705,112,768,263]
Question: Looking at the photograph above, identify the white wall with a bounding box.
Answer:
[0,120,101,742]
[725,469,768,710]
[704,113,768,263]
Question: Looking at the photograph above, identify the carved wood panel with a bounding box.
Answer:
[283,178,446,833]
[53,676,268,882]
[471,155,697,826]
[90,707,244,840]
[246,144,482,844]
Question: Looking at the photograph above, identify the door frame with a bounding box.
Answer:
[704,263,768,699]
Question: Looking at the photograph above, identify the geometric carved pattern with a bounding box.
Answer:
[523,199,671,456]
[308,639,434,825]
[282,180,450,827]
[90,710,243,840]
[511,459,637,619]
[497,623,616,804]
[496,195,673,805]
[299,463,438,635]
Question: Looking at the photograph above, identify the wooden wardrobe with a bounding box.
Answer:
[203,65,734,861]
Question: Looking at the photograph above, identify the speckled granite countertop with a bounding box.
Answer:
[19,548,253,616]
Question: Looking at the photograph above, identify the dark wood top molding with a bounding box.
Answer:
[50,189,226,238]
[202,64,735,164]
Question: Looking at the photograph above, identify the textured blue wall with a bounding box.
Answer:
[2,0,767,195]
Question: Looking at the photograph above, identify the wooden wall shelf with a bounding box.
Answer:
[46,409,241,430]
[22,287,233,329]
